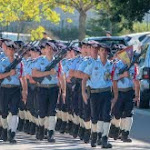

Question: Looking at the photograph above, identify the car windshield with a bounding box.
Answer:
[92,39,126,46]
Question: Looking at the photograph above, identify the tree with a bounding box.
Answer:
[0,0,60,39]
[31,26,45,41]
[87,0,131,36]
[55,0,98,41]
[96,0,150,29]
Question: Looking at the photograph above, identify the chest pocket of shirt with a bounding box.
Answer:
[92,67,101,79]
[104,69,111,81]
[40,62,47,71]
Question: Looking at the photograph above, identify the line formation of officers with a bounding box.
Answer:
[0,38,140,149]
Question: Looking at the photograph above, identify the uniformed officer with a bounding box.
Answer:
[24,46,42,136]
[57,48,72,134]
[0,38,8,139]
[32,41,60,142]
[82,44,116,148]
[18,48,31,132]
[0,41,24,143]
[72,41,102,143]
[68,45,88,139]
[112,57,140,142]
[56,47,78,134]
[0,39,10,59]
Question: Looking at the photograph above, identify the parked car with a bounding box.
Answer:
[84,36,129,54]
[139,44,150,109]
[141,34,150,46]
[123,32,150,53]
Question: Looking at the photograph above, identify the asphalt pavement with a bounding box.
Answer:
[0,108,149,150]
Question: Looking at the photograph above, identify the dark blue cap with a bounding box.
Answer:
[30,46,41,53]
[45,41,58,51]
[100,43,111,52]
[88,40,101,48]
[5,41,17,49]
[70,46,81,52]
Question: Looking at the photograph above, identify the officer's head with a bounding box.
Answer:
[80,41,89,56]
[1,39,11,52]
[39,43,46,55]
[30,46,41,58]
[44,41,56,56]
[98,44,110,59]
[89,41,101,59]
[5,41,17,56]
[70,46,81,58]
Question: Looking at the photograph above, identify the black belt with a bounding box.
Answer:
[118,87,133,92]
[36,84,58,88]
[1,85,20,88]
[90,87,111,93]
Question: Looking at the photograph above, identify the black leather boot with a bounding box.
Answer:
[36,126,40,140]
[17,118,24,132]
[101,136,112,148]
[44,129,48,139]
[68,121,73,133]
[0,127,3,140]
[113,127,120,140]
[8,130,17,144]
[72,124,80,138]
[121,131,132,142]
[47,130,55,143]
[29,122,36,135]
[91,132,97,147]
[78,127,85,140]
[60,121,67,134]
[24,120,30,133]
[118,129,123,139]
[55,118,62,131]
[108,124,115,138]
[38,126,44,141]
[97,132,102,145]
[83,129,91,143]
[2,128,7,142]
[69,122,74,135]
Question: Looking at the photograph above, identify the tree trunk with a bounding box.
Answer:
[79,11,87,41]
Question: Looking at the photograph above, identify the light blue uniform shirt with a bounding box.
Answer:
[62,58,74,77]
[0,52,6,60]
[70,56,84,71]
[115,60,137,88]
[78,57,93,87]
[0,57,21,85]
[84,58,113,89]
[22,58,32,77]
[33,56,58,85]
[78,57,92,72]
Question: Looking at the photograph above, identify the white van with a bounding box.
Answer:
[0,32,31,41]
[139,44,150,108]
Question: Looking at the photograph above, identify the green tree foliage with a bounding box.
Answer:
[96,0,150,29]
[55,0,98,40]
[87,0,130,36]
[0,0,61,25]
[31,26,45,41]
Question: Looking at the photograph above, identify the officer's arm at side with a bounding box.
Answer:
[134,79,140,98]
[32,69,56,78]
[69,70,89,79]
